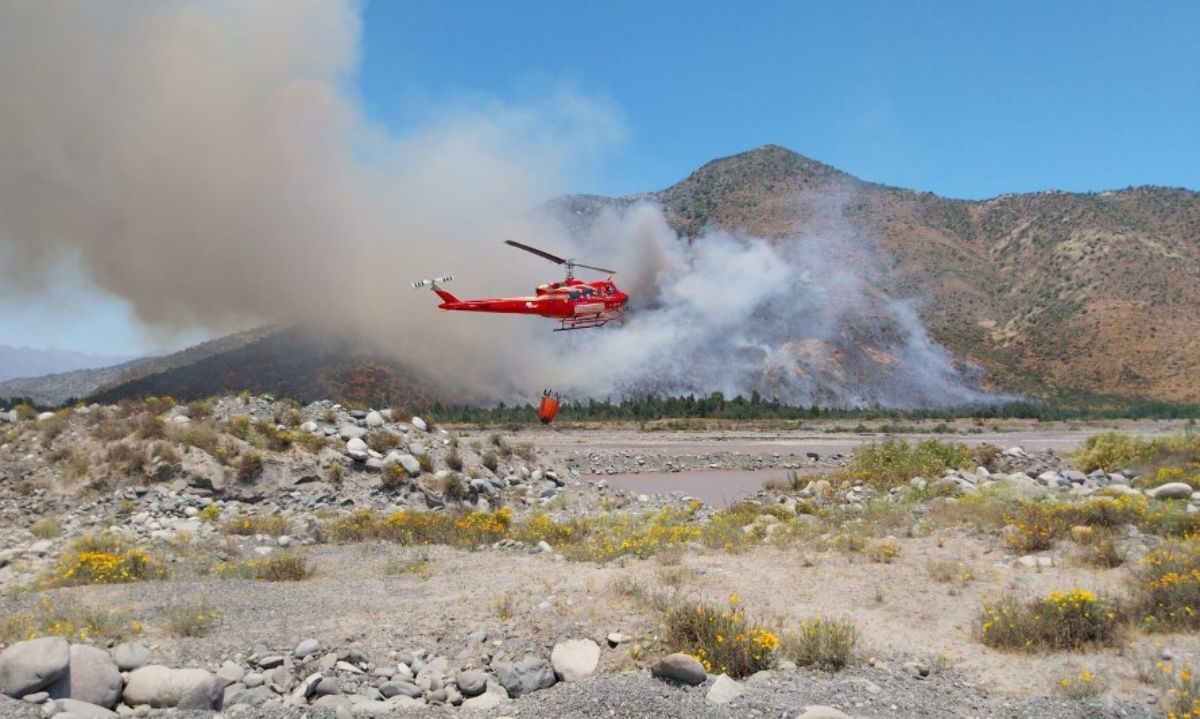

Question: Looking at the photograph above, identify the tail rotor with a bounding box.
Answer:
[412,275,454,290]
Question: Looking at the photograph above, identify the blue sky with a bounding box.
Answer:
[360,0,1200,199]
[4,0,1198,358]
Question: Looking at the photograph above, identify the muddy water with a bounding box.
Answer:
[607,467,836,508]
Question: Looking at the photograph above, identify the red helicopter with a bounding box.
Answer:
[413,240,629,331]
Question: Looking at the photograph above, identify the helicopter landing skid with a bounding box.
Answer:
[555,310,623,332]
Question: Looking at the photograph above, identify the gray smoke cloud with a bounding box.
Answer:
[0,0,1002,408]
[539,197,1002,408]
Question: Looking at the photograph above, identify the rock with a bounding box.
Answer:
[461,682,508,711]
[121,666,216,708]
[550,640,599,683]
[1149,482,1194,500]
[338,425,366,441]
[902,660,930,678]
[241,672,264,688]
[706,674,744,705]
[0,637,70,697]
[47,645,122,709]
[454,670,487,698]
[313,694,352,709]
[795,707,852,719]
[606,633,630,647]
[346,438,368,461]
[175,676,222,711]
[379,681,421,699]
[396,454,421,477]
[650,653,706,686]
[365,411,384,428]
[294,639,321,659]
[255,655,284,669]
[216,662,244,684]
[1016,555,1054,568]
[410,417,427,432]
[36,412,56,422]
[44,698,118,717]
[492,657,555,698]
[301,421,319,433]
[108,645,149,673]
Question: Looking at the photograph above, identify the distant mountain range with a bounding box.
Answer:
[0,345,141,384]
[3,145,1196,407]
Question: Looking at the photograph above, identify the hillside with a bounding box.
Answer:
[86,325,458,408]
[559,145,1200,403]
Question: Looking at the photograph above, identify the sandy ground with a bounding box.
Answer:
[16,530,1191,705]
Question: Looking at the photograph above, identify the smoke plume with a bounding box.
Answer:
[0,1,1001,408]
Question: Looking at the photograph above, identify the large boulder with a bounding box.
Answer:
[47,644,122,708]
[44,698,118,717]
[0,637,70,697]
[550,639,600,682]
[1149,482,1194,500]
[650,653,706,685]
[122,665,218,709]
[493,657,555,697]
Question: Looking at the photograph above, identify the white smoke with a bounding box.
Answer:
[534,199,1002,408]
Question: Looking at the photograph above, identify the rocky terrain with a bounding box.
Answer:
[2,396,1199,717]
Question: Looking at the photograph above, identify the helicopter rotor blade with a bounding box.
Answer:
[504,239,566,265]
[572,262,617,275]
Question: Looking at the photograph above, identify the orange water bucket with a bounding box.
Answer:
[537,390,560,424]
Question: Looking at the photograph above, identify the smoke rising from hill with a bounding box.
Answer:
[0,1,999,407]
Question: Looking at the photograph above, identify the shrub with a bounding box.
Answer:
[328,462,344,483]
[1156,662,1200,719]
[442,473,467,501]
[1,597,142,644]
[253,553,311,581]
[50,534,166,586]
[366,431,401,454]
[481,451,499,472]
[1072,431,1154,472]
[978,589,1121,651]
[382,550,432,579]
[865,538,901,563]
[198,504,221,523]
[927,559,973,585]
[30,518,61,539]
[781,616,857,670]
[213,553,311,581]
[222,514,289,536]
[329,509,385,542]
[163,601,221,637]
[1003,504,1059,552]
[106,443,146,476]
[445,448,463,472]
[847,439,972,489]
[169,421,222,456]
[663,596,779,678]
[1056,668,1105,699]
[1130,538,1200,632]
[235,451,263,481]
[381,463,409,489]
[417,453,433,474]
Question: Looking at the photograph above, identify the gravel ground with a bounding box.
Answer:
[5,668,1156,718]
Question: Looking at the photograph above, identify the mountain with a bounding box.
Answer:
[557,145,1200,403]
[0,345,140,384]
[0,329,270,406]
[85,325,457,408]
[9,145,1197,407]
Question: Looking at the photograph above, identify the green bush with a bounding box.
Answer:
[847,439,972,488]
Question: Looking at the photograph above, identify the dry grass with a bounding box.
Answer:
[222,514,290,536]
[0,596,143,644]
[29,518,62,539]
[162,601,222,637]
